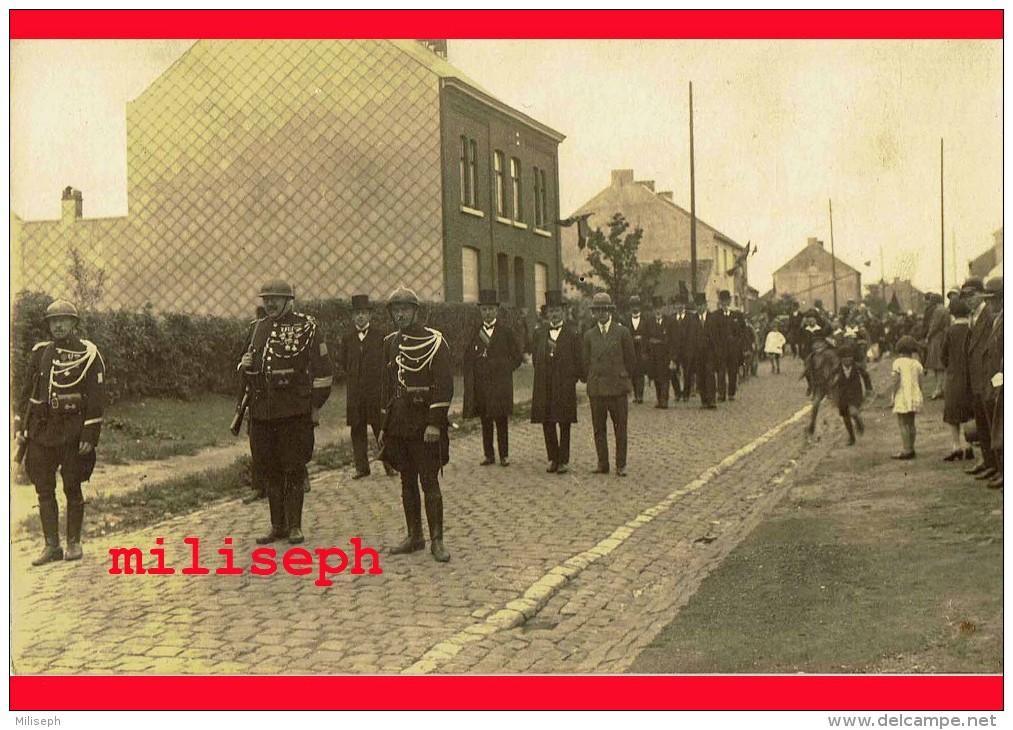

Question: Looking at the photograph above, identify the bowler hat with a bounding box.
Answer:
[544,290,566,308]
[478,289,500,306]
[961,276,985,294]
[590,292,615,309]
[984,275,1003,296]
[629,295,642,307]
[718,289,731,302]
[350,294,371,310]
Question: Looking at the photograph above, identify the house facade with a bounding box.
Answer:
[771,237,862,313]
[561,169,750,309]
[14,40,565,317]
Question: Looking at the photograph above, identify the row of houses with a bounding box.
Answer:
[12,39,1000,319]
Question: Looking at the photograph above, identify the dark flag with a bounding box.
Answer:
[726,241,752,276]
[558,213,593,250]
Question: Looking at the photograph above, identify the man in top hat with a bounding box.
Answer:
[582,292,637,475]
[16,299,106,565]
[379,286,454,562]
[238,279,332,546]
[714,289,743,402]
[668,292,693,401]
[961,276,999,482]
[645,295,672,408]
[342,294,395,479]
[981,275,1003,489]
[693,292,719,409]
[621,295,649,404]
[463,289,523,466]
[530,291,583,474]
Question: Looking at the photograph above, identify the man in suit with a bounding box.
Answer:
[980,276,1003,489]
[582,292,637,476]
[531,291,583,474]
[646,295,672,408]
[714,290,742,402]
[693,292,718,409]
[621,295,649,404]
[463,289,523,466]
[962,276,998,482]
[342,294,395,479]
[668,293,693,401]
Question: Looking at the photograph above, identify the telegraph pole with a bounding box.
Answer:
[940,138,945,295]
[689,81,698,296]
[829,199,838,313]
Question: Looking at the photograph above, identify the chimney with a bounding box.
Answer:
[636,180,655,192]
[416,40,448,59]
[61,186,82,222]
[807,236,823,248]
[611,169,635,187]
[657,191,674,202]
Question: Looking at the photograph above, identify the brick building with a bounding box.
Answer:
[771,237,862,313]
[13,40,565,316]
[561,169,750,309]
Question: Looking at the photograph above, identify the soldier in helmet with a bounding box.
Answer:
[379,286,454,562]
[16,299,105,565]
[238,280,332,545]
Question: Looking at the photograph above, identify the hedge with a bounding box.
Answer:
[11,292,534,402]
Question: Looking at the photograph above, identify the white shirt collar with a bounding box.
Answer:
[483,319,497,330]
[600,317,612,334]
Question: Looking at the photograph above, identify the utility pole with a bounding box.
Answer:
[829,199,838,314]
[940,138,945,295]
[689,81,698,297]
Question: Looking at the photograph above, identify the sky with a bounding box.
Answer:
[10,38,1003,295]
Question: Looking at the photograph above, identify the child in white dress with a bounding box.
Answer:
[891,336,924,459]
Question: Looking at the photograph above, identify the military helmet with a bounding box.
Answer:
[44,299,80,321]
[259,279,295,299]
[387,286,421,308]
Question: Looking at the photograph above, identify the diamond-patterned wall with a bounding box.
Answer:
[16,40,446,317]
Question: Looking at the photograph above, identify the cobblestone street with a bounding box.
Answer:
[13,358,835,675]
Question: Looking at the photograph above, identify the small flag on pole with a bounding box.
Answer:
[558,213,594,250]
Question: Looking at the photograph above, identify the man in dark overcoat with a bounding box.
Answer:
[530,291,583,474]
[668,293,694,401]
[980,276,1003,490]
[342,294,395,479]
[693,292,719,409]
[582,292,637,476]
[962,276,998,482]
[645,295,672,408]
[463,289,523,466]
[714,289,742,402]
[620,295,649,404]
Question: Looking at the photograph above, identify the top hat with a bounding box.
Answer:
[693,292,708,306]
[590,292,616,309]
[673,292,689,305]
[651,295,664,308]
[718,289,731,302]
[350,294,371,310]
[478,289,500,306]
[544,290,566,308]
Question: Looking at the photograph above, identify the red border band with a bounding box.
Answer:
[9,9,1004,40]
[9,675,1004,711]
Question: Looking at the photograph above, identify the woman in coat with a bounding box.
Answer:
[925,292,952,399]
[940,298,975,461]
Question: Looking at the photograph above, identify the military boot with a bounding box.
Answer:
[424,492,450,563]
[256,487,288,544]
[390,489,425,554]
[32,499,63,566]
[285,475,306,544]
[65,500,85,561]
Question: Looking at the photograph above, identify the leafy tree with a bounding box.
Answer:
[68,245,106,311]
[563,212,663,310]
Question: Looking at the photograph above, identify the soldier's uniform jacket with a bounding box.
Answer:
[17,337,105,448]
[242,310,332,421]
[380,322,454,442]
[341,325,385,428]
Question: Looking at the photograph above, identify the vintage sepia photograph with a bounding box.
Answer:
[9,15,1003,705]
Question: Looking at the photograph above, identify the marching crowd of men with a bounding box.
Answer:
[18,275,999,568]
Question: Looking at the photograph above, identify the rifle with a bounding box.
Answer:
[230,344,255,436]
